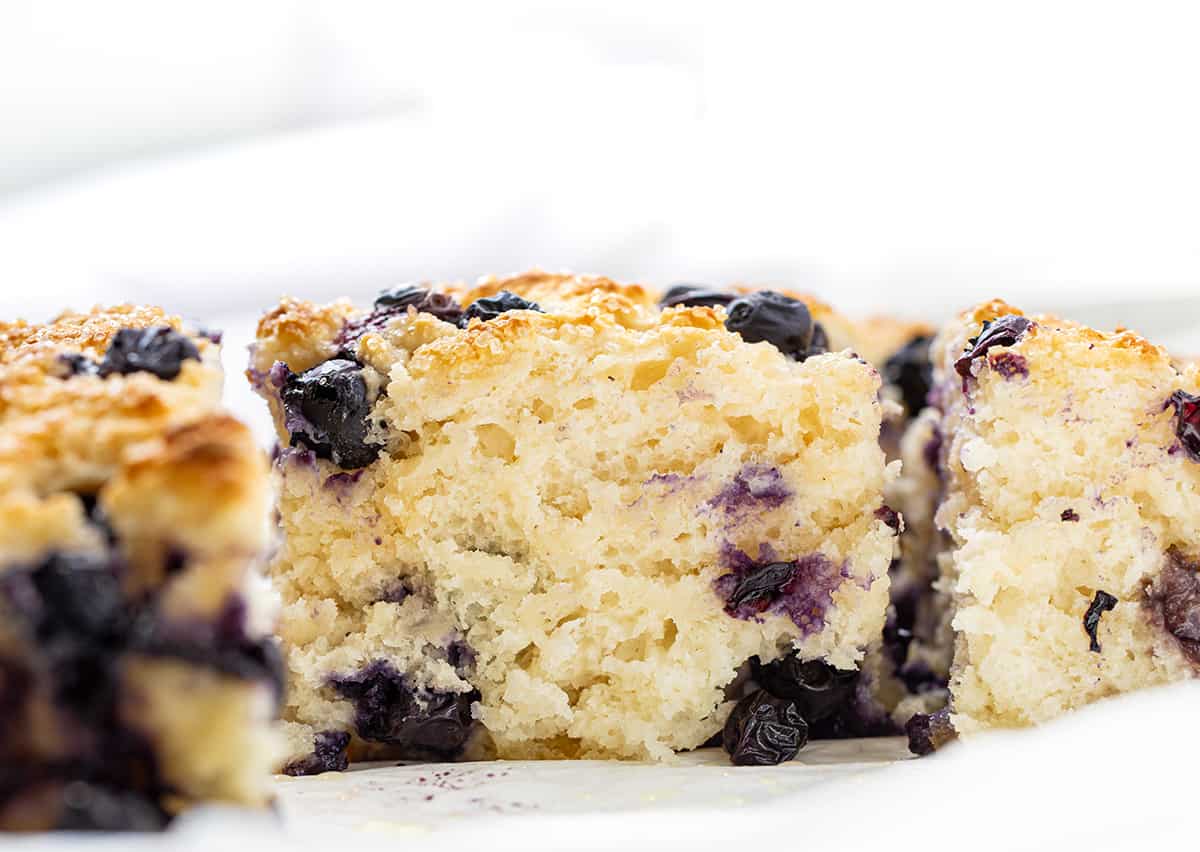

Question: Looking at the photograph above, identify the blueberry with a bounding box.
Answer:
[56,783,168,832]
[723,561,797,615]
[99,327,200,381]
[1166,390,1200,462]
[28,552,127,641]
[329,660,475,758]
[373,285,464,326]
[281,730,351,776]
[1147,549,1200,666]
[129,597,287,707]
[722,689,808,766]
[658,284,737,309]
[953,315,1032,382]
[752,656,858,723]
[723,291,819,361]
[1081,590,1118,654]
[459,291,543,327]
[1061,509,1080,522]
[882,335,932,415]
[280,359,382,470]
[905,707,956,756]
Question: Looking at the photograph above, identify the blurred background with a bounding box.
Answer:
[2,0,1199,346]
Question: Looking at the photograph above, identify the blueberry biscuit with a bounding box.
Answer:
[921,300,1200,740]
[251,271,897,767]
[0,307,282,831]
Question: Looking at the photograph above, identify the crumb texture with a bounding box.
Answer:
[932,300,1200,732]
[257,272,895,762]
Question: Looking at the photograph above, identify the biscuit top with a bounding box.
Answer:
[0,305,224,495]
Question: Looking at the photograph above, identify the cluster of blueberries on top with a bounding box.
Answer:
[0,505,285,830]
[279,282,837,474]
[63,326,201,381]
[277,286,544,472]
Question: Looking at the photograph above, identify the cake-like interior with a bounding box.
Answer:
[928,300,1200,735]
[251,272,898,767]
[0,308,281,831]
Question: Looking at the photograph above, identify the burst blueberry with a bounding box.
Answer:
[1083,590,1118,653]
[328,660,476,757]
[279,358,382,470]
[954,315,1032,382]
[99,327,200,381]
[459,291,543,327]
[281,730,351,777]
[373,285,465,325]
[1166,390,1200,462]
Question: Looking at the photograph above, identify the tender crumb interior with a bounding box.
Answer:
[932,304,1200,731]
[262,282,896,761]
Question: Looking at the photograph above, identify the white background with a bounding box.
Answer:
[2,3,1199,849]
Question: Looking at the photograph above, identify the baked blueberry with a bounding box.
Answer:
[1083,590,1118,653]
[882,335,932,415]
[280,359,382,470]
[752,656,858,723]
[723,291,818,361]
[658,284,736,309]
[953,315,1032,381]
[99,327,200,381]
[723,561,797,615]
[56,783,168,832]
[373,285,465,325]
[329,660,475,757]
[722,689,808,766]
[281,730,351,777]
[459,291,543,327]
[1166,390,1200,462]
[1147,549,1200,665]
[905,707,956,756]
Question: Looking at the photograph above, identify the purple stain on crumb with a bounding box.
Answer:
[706,465,793,516]
[988,352,1028,379]
[268,360,291,389]
[324,469,365,498]
[714,547,849,637]
[922,429,943,472]
[277,446,318,469]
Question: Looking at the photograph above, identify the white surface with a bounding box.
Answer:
[9,682,1199,851]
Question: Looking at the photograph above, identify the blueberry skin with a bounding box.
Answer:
[280,359,382,470]
[458,291,543,327]
[954,315,1032,381]
[99,327,200,380]
[723,291,818,362]
[882,334,933,415]
[722,689,808,766]
[373,285,464,325]
[281,730,351,776]
[1167,390,1200,462]
[752,656,858,723]
[658,284,737,309]
[328,660,476,758]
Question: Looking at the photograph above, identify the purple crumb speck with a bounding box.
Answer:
[378,579,413,604]
[706,465,793,516]
[1061,509,1080,522]
[988,352,1028,379]
[268,360,291,389]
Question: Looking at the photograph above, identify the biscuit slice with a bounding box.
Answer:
[0,308,281,831]
[916,300,1200,745]
[251,272,897,767]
